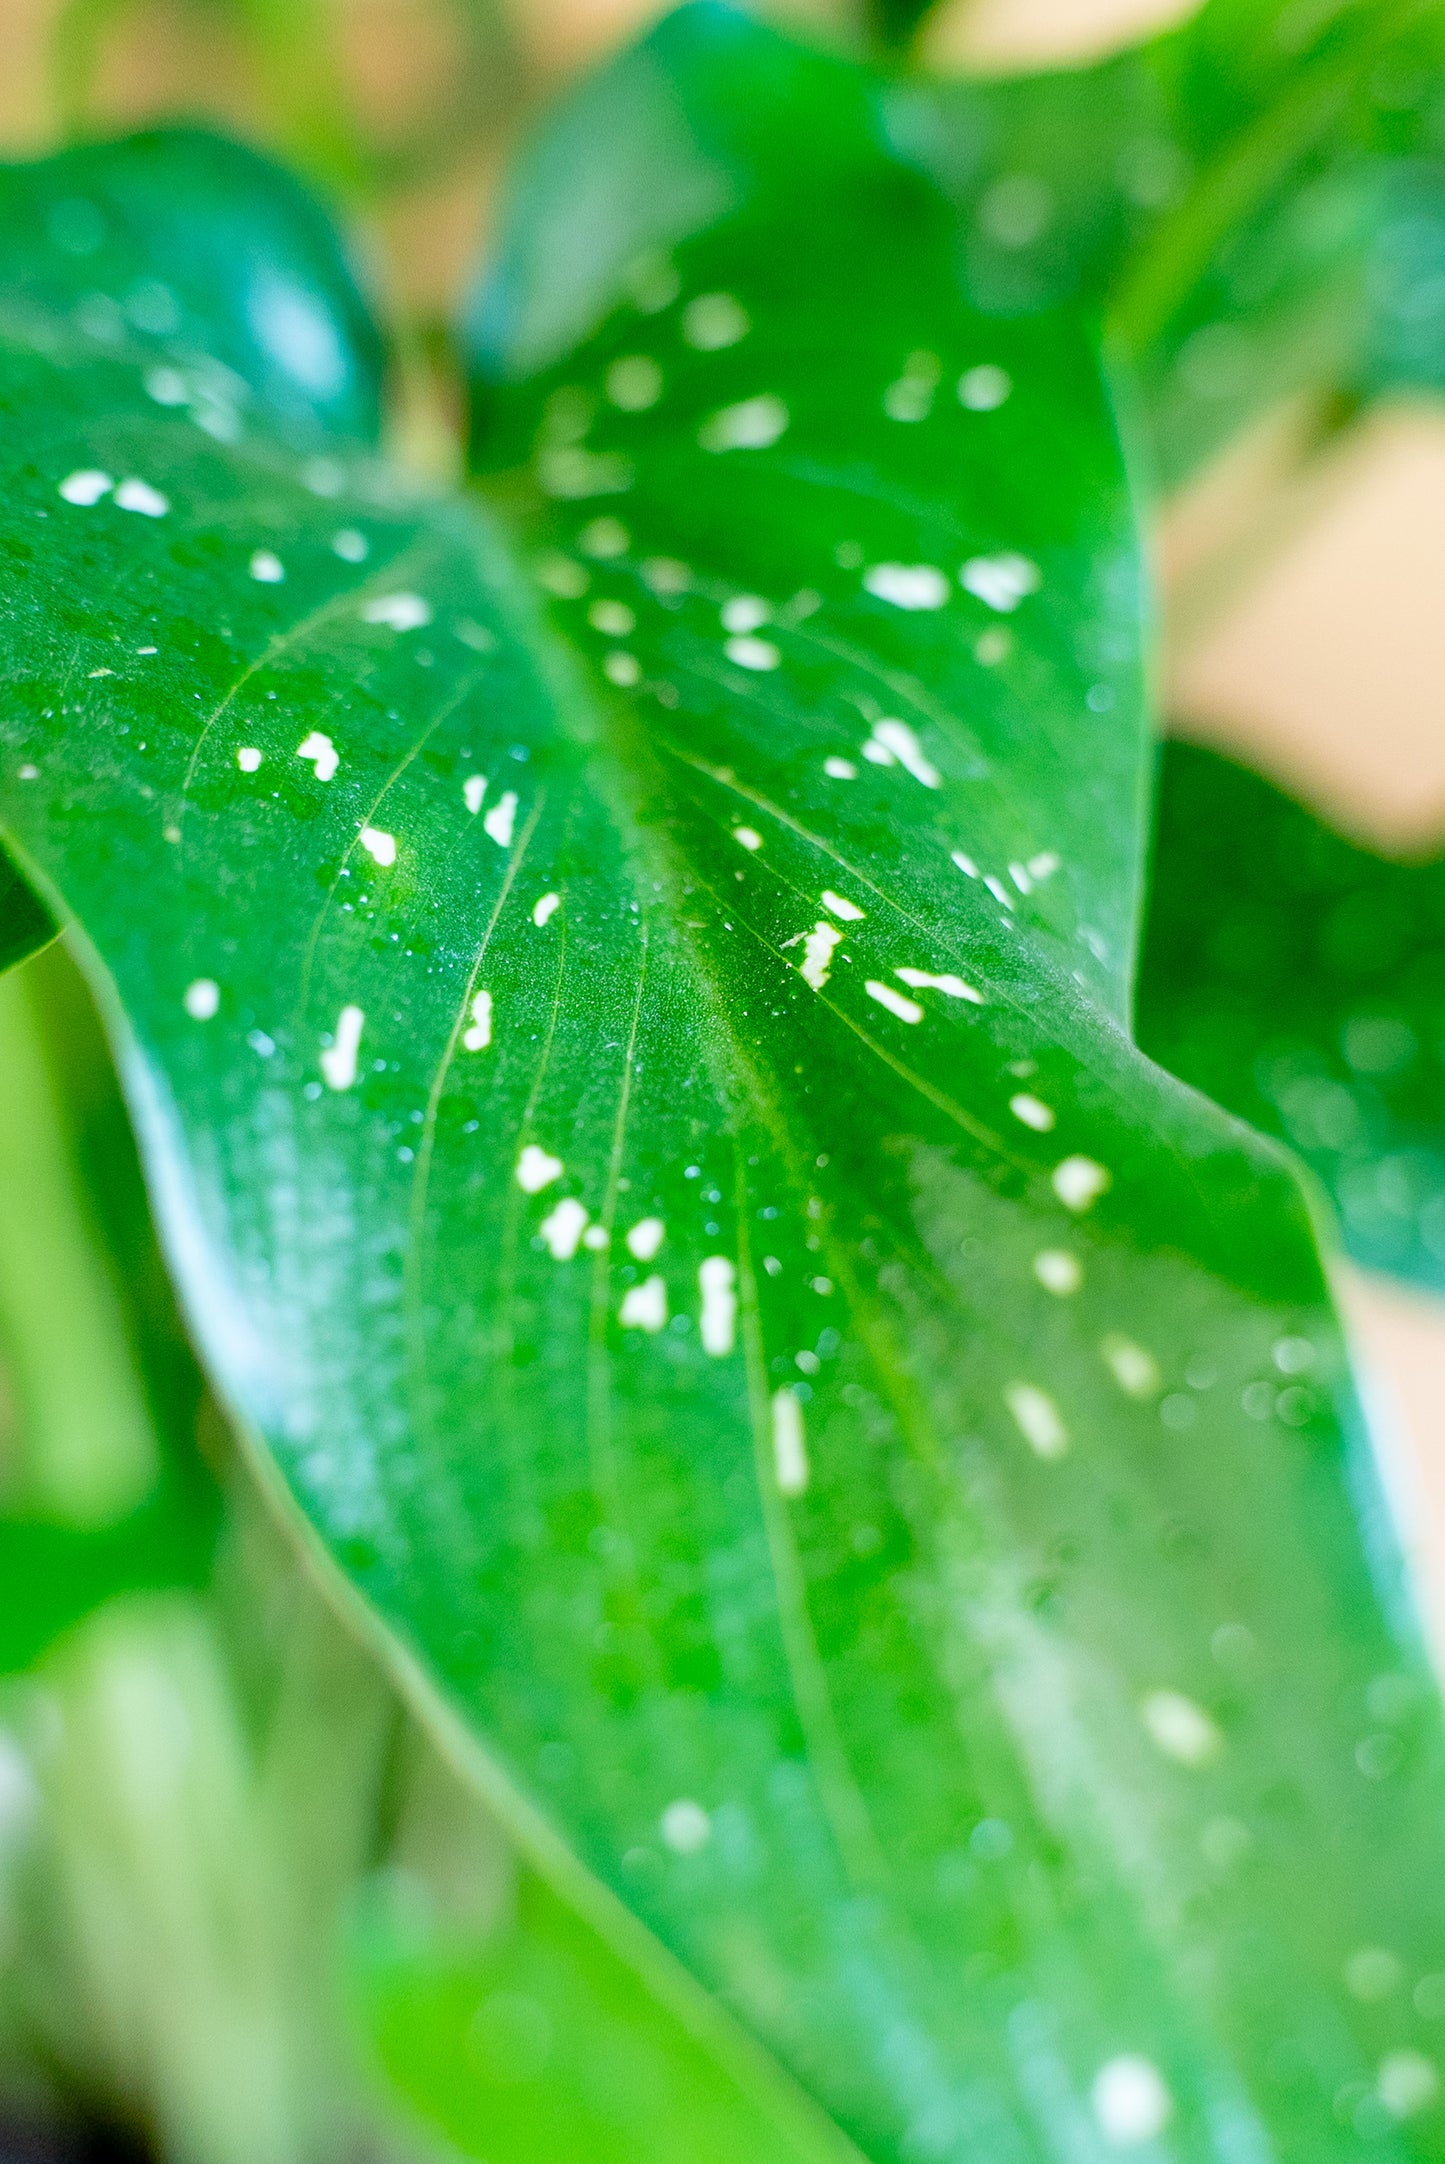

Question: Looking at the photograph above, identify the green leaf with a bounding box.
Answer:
[357,1863,862,2164]
[0,950,219,1668]
[0,843,55,978]
[3,14,1445,2160]
[0,127,385,448]
[900,0,1445,485]
[1139,737,1445,1292]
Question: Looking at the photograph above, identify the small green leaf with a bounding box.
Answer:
[1140,738,1445,1291]
[2,16,1445,2161]
[0,128,385,448]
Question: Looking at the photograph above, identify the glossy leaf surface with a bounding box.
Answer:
[2,16,1445,2162]
[1140,739,1445,1292]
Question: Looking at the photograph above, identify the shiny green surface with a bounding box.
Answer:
[1140,739,1445,1294]
[1,12,1445,2159]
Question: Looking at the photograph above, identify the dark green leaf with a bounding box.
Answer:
[2,16,1445,2161]
[0,844,55,978]
[0,128,385,449]
[1140,737,1445,1291]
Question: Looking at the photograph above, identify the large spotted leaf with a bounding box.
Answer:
[4,13,1445,2161]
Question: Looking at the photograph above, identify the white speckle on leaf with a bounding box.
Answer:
[302,456,345,497]
[961,553,1041,613]
[699,395,788,453]
[722,595,769,634]
[236,746,262,773]
[59,468,112,505]
[1142,1689,1221,1767]
[958,364,1012,411]
[297,731,338,781]
[863,563,949,611]
[682,292,749,349]
[145,366,188,406]
[540,1197,589,1260]
[463,774,487,815]
[1028,850,1061,879]
[539,446,633,499]
[821,890,864,922]
[184,978,219,1020]
[607,354,663,409]
[532,892,561,927]
[699,1256,737,1356]
[734,827,764,852]
[895,968,982,1004]
[1005,1382,1067,1459]
[626,1218,665,1261]
[951,850,979,878]
[772,1389,809,1495]
[1102,1334,1160,1399]
[535,552,588,597]
[1053,1156,1110,1212]
[1010,1093,1055,1132]
[604,651,642,686]
[583,1224,609,1250]
[579,517,629,558]
[642,556,690,595]
[800,921,844,992]
[1034,1249,1081,1296]
[725,635,780,671]
[249,549,284,584]
[114,478,169,518]
[589,599,635,636]
[621,1275,668,1331]
[359,826,396,867]
[1379,2051,1439,2119]
[825,757,857,780]
[1092,2056,1172,2145]
[517,1144,563,1193]
[984,875,1015,910]
[333,528,368,562]
[462,990,493,1051]
[1009,861,1034,894]
[868,720,939,788]
[320,1004,364,1091]
[361,592,432,632]
[483,792,518,848]
[865,980,924,1024]
[660,1797,712,1852]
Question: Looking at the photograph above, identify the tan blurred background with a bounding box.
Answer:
[1,0,1443,1640]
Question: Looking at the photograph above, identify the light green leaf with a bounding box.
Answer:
[357,1859,863,2164]
[1140,738,1445,1293]
[3,14,1445,2161]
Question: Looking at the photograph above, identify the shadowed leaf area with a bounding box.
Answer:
[1141,737,1445,1293]
[1,9,1445,2161]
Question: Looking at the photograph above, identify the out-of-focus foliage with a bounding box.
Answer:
[1140,739,1445,1293]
